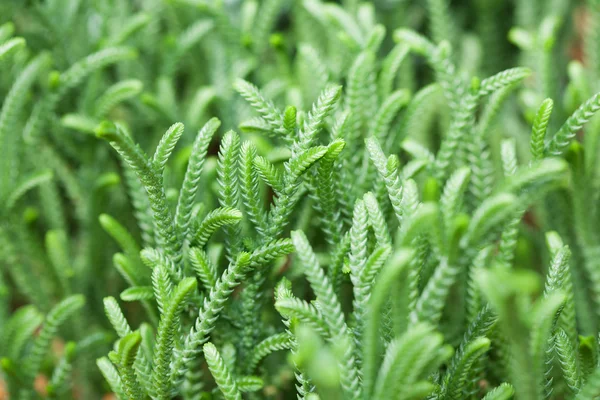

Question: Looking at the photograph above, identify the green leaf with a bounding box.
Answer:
[365,136,404,222]
[24,295,85,384]
[254,155,283,192]
[152,278,198,398]
[237,376,264,392]
[0,305,43,361]
[97,357,126,399]
[0,53,51,194]
[94,79,143,118]
[240,141,268,234]
[103,297,132,338]
[44,229,71,296]
[96,121,179,263]
[234,79,287,138]
[530,99,554,160]
[441,337,491,399]
[189,247,218,290]
[369,89,411,141]
[291,230,361,400]
[0,37,25,62]
[59,47,137,94]
[379,44,409,98]
[151,262,174,315]
[316,139,346,246]
[412,256,459,325]
[216,130,242,258]
[440,167,471,234]
[174,253,252,381]
[461,193,518,246]
[478,67,531,97]
[248,333,293,371]
[204,342,242,400]
[153,122,185,174]
[547,92,600,156]
[5,169,53,211]
[482,383,515,400]
[192,207,243,248]
[398,203,439,246]
[372,324,446,400]
[61,113,100,134]
[120,286,154,302]
[286,146,328,183]
[294,85,342,154]
[275,297,330,339]
[175,117,220,241]
[555,328,581,394]
[363,192,391,246]
[501,158,568,196]
[104,12,151,46]
[362,249,414,397]
[112,331,144,400]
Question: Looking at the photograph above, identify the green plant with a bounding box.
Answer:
[3,0,600,399]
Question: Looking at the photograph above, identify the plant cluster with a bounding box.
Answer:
[2,0,600,399]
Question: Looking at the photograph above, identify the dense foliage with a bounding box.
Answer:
[3,0,600,399]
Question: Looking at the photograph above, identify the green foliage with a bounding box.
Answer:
[2,1,600,399]
[204,342,243,400]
